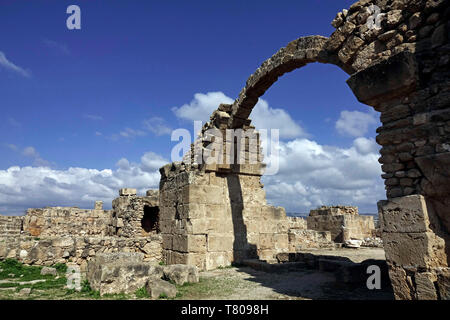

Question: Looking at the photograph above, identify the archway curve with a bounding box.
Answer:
[225,35,354,129]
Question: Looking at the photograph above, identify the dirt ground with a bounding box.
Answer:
[0,247,394,300]
[177,247,394,300]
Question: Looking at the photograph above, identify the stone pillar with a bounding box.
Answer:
[378,195,449,299]
[94,201,103,210]
[346,18,450,298]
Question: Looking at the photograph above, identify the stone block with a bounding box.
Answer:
[207,234,234,252]
[382,231,447,269]
[119,188,137,196]
[146,279,177,299]
[87,253,163,296]
[377,195,433,233]
[162,264,199,285]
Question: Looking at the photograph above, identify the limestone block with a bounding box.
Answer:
[183,185,224,205]
[377,195,433,233]
[205,251,232,270]
[87,253,163,295]
[162,264,199,285]
[207,234,234,252]
[40,267,57,276]
[119,188,137,196]
[172,234,206,253]
[146,279,177,299]
[388,266,414,300]
[415,272,438,300]
[382,231,447,268]
[259,233,274,250]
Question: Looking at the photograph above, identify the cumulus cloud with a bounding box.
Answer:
[172,91,306,139]
[143,117,172,136]
[0,51,31,78]
[21,146,50,167]
[0,152,168,215]
[262,137,384,214]
[172,92,234,122]
[335,110,378,137]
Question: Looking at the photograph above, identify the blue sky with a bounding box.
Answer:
[0,0,385,215]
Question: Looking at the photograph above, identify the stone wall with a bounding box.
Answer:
[108,188,160,237]
[159,161,290,270]
[310,206,358,216]
[287,217,307,230]
[0,189,163,274]
[0,235,162,273]
[307,206,375,242]
[288,229,333,251]
[22,206,111,237]
[0,215,23,237]
[378,195,449,299]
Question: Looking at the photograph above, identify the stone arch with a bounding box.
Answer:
[160,0,450,300]
[227,35,351,128]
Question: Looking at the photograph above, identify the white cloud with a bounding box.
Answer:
[0,51,31,78]
[21,146,50,167]
[119,128,147,138]
[172,91,306,139]
[0,152,168,215]
[250,99,306,139]
[262,137,384,214]
[172,92,234,122]
[335,110,378,137]
[143,117,172,136]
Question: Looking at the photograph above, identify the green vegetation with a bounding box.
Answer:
[134,286,149,299]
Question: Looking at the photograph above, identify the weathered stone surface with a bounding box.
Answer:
[146,278,177,299]
[378,195,434,233]
[162,264,199,285]
[40,267,57,276]
[87,253,164,295]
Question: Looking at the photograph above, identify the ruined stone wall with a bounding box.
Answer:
[310,206,358,216]
[0,235,162,272]
[22,207,112,237]
[0,215,23,237]
[288,230,333,251]
[287,217,307,230]
[159,162,289,270]
[333,0,450,300]
[108,189,160,238]
[307,209,376,242]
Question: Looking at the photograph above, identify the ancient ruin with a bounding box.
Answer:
[1,0,449,300]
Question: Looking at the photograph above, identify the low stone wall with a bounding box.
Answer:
[22,207,112,237]
[287,217,307,230]
[0,215,23,237]
[307,209,375,242]
[310,206,358,216]
[288,229,333,251]
[0,235,162,273]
